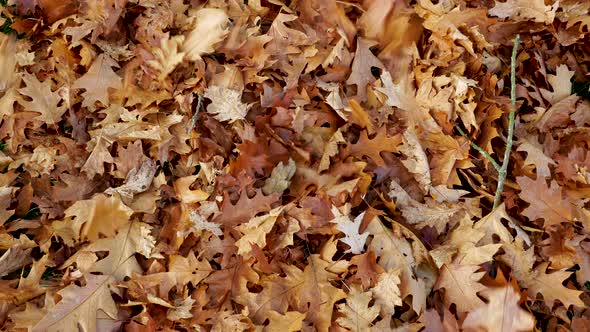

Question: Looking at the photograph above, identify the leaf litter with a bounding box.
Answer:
[0,0,589,331]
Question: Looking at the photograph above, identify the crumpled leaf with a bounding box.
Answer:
[105,159,157,199]
[263,159,296,195]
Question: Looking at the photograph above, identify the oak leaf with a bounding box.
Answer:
[62,221,155,280]
[53,193,133,244]
[214,189,279,227]
[500,239,584,308]
[148,35,186,81]
[166,296,195,321]
[318,129,345,172]
[72,54,122,108]
[281,255,346,331]
[430,217,502,268]
[366,216,436,314]
[18,73,66,124]
[372,268,402,316]
[263,159,296,195]
[182,8,229,61]
[330,207,368,254]
[349,127,401,167]
[517,137,555,178]
[204,85,250,123]
[32,274,118,332]
[516,176,572,228]
[336,286,380,332]
[462,285,535,332]
[105,159,157,199]
[265,311,306,332]
[435,261,487,313]
[347,38,385,101]
[489,0,558,24]
[235,206,284,256]
[81,134,114,178]
[137,251,211,298]
[540,64,575,104]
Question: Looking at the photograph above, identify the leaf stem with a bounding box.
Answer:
[455,125,501,172]
[493,34,520,209]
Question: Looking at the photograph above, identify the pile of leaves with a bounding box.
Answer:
[0,0,589,330]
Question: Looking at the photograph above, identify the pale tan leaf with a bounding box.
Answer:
[147,35,186,80]
[489,0,558,24]
[265,311,306,332]
[319,129,345,172]
[72,54,122,108]
[346,38,385,101]
[540,64,575,104]
[372,269,402,316]
[517,137,555,178]
[204,85,250,123]
[263,159,296,195]
[463,286,535,332]
[18,73,66,124]
[331,207,368,254]
[54,193,133,243]
[435,262,486,313]
[336,286,380,332]
[81,135,114,178]
[235,206,284,256]
[182,8,229,61]
[0,34,17,92]
[32,274,117,332]
[166,296,195,321]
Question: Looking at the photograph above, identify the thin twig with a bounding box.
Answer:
[493,34,520,209]
[455,125,501,172]
[186,93,203,132]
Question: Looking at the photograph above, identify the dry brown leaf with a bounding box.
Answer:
[183,8,229,61]
[32,274,117,332]
[462,285,535,332]
[18,73,66,124]
[336,286,380,332]
[72,54,122,108]
[434,261,487,313]
[53,193,133,244]
[489,0,558,24]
